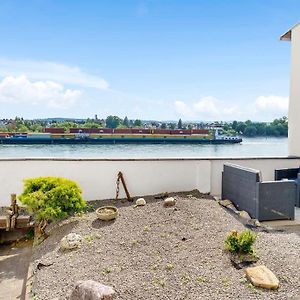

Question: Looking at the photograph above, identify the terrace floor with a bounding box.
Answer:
[30,194,300,300]
[0,240,32,300]
[261,207,300,234]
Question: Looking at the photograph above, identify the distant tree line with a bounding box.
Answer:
[0,116,288,137]
[221,117,288,137]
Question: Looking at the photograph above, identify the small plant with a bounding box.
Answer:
[19,177,86,235]
[196,276,207,284]
[181,273,191,285]
[131,239,138,246]
[103,267,112,274]
[165,263,174,271]
[224,230,257,256]
[84,234,94,243]
[143,225,150,232]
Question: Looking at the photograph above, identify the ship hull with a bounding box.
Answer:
[0,137,242,144]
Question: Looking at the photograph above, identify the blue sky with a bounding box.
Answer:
[0,0,299,121]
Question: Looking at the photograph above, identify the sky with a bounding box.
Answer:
[0,0,299,122]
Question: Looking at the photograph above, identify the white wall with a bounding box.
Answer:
[1,157,300,206]
[289,24,300,156]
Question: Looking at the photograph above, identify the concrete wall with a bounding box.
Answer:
[288,24,300,156]
[1,157,300,206]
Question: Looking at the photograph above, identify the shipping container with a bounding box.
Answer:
[153,129,171,135]
[170,129,191,135]
[113,128,132,134]
[131,128,151,134]
[98,128,113,133]
[44,127,65,134]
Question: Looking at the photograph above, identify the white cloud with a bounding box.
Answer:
[0,75,82,109]
[174,96,239,120]
[0,58,109,90]
[174,95,288,121]
[254,95,288,114]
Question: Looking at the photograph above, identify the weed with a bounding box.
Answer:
[196,276,207,284]
[221,277,230,287]
[247,282,261,294]
[143,225,150,232]
[84,234,94,243]
[152,277,166,287]
[165,263,174,271]
[131,239,139,246]
[24,228,34,240]
[181,273,191,285]
[102,267,112,275]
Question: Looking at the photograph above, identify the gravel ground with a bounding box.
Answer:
[31,194,300,300]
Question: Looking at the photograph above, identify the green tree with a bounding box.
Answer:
[105,115,122,128]
[133,119,142,127]
[123,116,129,127]
[178,119,183,129]
[244,125,257,137]
[82,122,101,128]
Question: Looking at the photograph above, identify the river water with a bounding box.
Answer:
[0,137,288,158]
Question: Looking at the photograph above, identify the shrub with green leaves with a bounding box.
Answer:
[224,229,257,256]
[18,177,86,222]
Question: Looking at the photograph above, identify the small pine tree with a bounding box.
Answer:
[123,116,129,127]
[178,119,183,129]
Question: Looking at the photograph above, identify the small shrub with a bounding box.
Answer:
[18,176,86,223]
[224,230,257,256]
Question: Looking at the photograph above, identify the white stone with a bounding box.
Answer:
[136,198,146,206]
[60,233,82,251]
[164,197,176,207]
[70,280,115,300]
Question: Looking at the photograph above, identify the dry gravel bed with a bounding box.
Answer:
[32,194,300,300]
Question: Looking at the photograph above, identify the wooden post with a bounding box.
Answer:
[118,172,132,201]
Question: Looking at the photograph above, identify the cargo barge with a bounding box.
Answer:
[0,128,242,144]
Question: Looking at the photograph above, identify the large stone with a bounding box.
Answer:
[70,280,115,300]
[60,233,82,251]
[164,197,176,207]
[245,265,279,289]
[239,210,251,220]
[136,198,146,206]
[219,199,233,207]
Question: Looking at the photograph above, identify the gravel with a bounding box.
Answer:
[31,194,300,300]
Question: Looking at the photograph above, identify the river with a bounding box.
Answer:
[0,137,288,158]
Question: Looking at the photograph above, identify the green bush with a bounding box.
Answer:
[224,229,257,256]
[18,177,86,222]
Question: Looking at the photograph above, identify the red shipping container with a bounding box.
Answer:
[153,129,171,135]
[44,127,65,134]
[113,128,132,134]
[131,128,151,134]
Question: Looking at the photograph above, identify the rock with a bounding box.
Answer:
[219,199,233,207]
[254,220,261,227]
[227,204,238,213]
[164,197,176,207]
[60,233,82,251]
[239,210,251,220]
[245,265,279,289]
[136,198,146,206]
[70,280,115,300]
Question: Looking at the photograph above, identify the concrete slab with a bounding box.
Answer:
[0,240,32,300]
